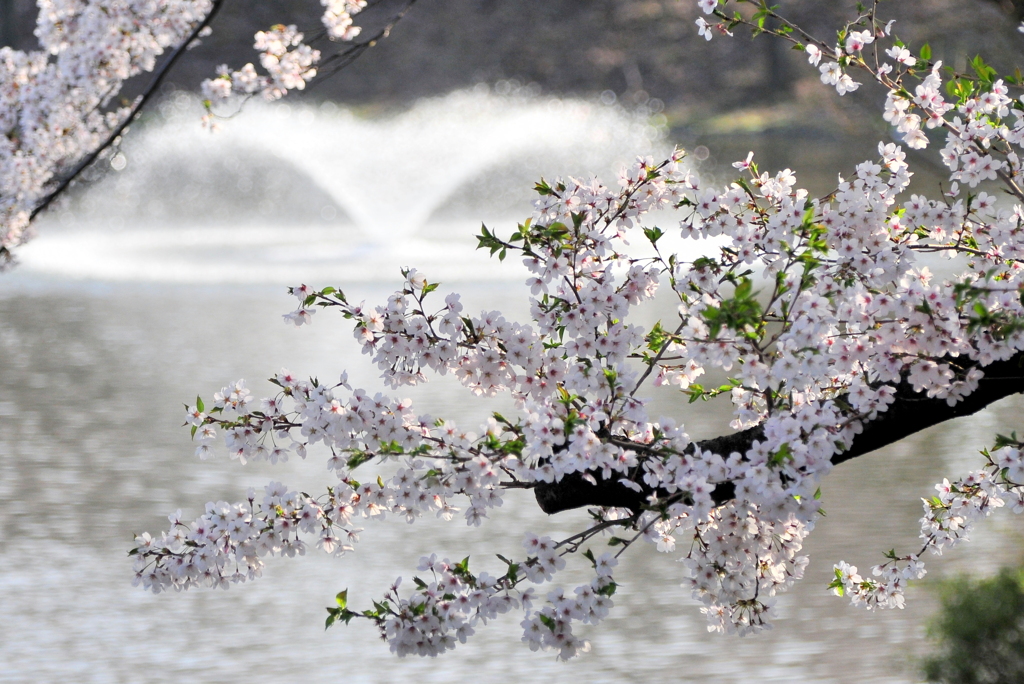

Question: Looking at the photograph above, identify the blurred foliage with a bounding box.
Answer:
[922,567,1024,684]
[988,0,1024,20]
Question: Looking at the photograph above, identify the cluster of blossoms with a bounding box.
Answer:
[131,477,370,593]
[321,0,366,41]
[919,442,1024,550]
[323,536,616,660]
[201,24,321,105]
[827,442,1022,612]
[199,0,370,109]
[360,555,523,658]
[0,0,218,261]
[519,545,617,660]
[127,0,1024,658]
[683,503,811,634]
[829,555,927,611]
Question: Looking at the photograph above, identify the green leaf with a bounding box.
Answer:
[643,226,665,244]
[346,452,370,470]
[547,222,569,238]
[196,395,205,413]
[336,589,348,609]
[828,569,845,597]
[768,442,793,467]
[970,54,997,84]
[538,614,557,631]
[646,321,668,352]
[919,43,931,61]
[994,431,1020,449]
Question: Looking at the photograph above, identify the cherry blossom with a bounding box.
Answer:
[7,0,1011,657]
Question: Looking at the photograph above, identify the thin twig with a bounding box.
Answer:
[310,0,419,86]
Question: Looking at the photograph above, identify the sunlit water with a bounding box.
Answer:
[1,90,1022,684]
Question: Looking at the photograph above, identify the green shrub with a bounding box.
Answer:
[922,567,1024,684]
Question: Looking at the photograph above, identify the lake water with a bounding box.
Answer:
[1,91,1021,683]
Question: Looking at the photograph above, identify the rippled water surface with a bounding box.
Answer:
[1,92,1022,683]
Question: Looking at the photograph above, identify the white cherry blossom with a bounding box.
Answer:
[7,0,1009,657]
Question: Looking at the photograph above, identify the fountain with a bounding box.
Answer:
[16,86,668,284]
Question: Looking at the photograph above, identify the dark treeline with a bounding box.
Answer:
[3,0,1024,114]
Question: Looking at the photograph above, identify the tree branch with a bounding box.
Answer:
[534,349,1024,515]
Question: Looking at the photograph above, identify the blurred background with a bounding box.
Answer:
[2,1,1024,682]
[6,0,1024,156]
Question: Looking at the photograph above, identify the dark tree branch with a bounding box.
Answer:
[535,349,1024,515]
